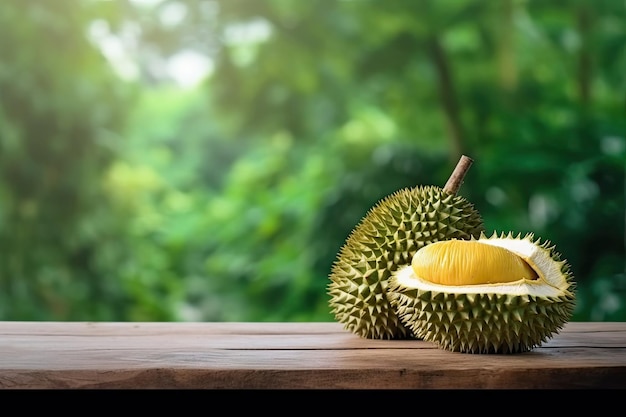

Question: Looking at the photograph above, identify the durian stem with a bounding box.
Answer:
[443,155,473,195]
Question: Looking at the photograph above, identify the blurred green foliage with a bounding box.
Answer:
[0,0,624,322]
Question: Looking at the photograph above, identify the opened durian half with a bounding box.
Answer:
[388,232,577,353]
[328,156,485,339]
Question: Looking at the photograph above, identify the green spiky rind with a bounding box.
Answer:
[328,185,485,340]
[387,232,576,353]
[389,288,575,353]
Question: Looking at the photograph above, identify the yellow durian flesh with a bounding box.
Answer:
[411,239,539,286]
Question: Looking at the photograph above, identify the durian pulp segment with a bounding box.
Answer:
[396,233,575,299]
[411,239,539,286]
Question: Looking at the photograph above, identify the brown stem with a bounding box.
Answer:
[443,155,474,195]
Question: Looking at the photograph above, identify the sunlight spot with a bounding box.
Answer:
[167,50,214,88]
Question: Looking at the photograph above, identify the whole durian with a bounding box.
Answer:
[328,155,485,339]
[387,232,577,353]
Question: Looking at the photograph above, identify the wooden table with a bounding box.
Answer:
[0,321,624,389]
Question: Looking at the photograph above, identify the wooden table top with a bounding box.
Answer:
[0,321,624,389]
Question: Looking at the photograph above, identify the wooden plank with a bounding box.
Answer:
[0,321,624,389]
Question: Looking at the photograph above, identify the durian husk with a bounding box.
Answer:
[328,185,485,340]
[388,232,577,353]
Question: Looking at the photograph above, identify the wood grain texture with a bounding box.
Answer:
[0,321,624,389]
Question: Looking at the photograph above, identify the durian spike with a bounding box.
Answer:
[443,155,473,195]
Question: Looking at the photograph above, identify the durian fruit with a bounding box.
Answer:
[328,156,485,340]
[388,232,577,353]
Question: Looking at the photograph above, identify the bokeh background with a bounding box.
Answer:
[0,0,624,322]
